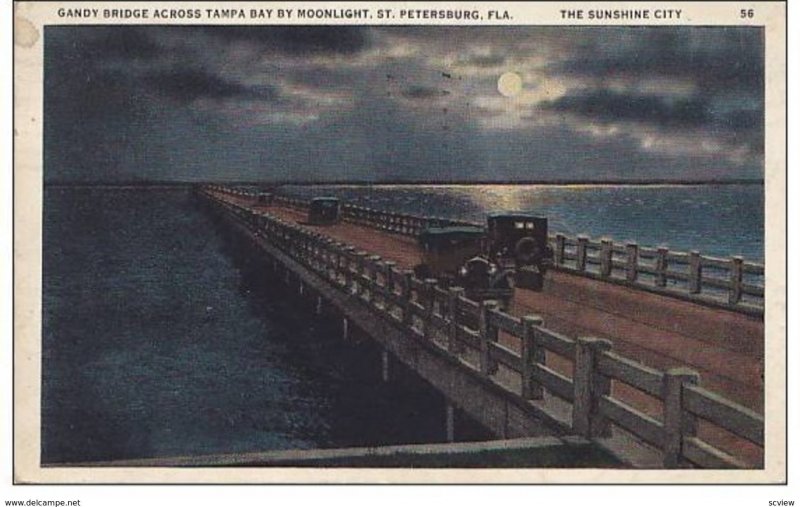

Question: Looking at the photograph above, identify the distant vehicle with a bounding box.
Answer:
[486,213,553,290]
[256,192,273,205]
[414,226,514,308]
[308,197,340,225]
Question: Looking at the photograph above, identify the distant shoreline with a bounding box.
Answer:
[44,178,765,188]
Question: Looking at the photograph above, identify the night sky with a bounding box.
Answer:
[43,25,764,183]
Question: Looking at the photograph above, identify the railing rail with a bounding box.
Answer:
[199,186,765,469]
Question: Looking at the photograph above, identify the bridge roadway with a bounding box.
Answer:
[220,193,764,466]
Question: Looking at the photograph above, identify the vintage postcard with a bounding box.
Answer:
[13,1,786,485]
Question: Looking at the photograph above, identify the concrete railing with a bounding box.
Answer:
[551,234,764,314]
[206,186,764,313]
[200,187,764,469]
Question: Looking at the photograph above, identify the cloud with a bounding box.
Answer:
[202,26,371,55]
[144,69,280,103]
[47,26,162,61]
[401,86,450,100]
[720,108,763,133]
[461,54,506,68]
[90,26,162,60]
[540,89,710,128]
[548,27,764,94]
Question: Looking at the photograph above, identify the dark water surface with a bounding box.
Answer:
[42,187,452,464]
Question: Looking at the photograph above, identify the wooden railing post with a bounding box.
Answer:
[423,279,438,340]
[372,258,384,307]
[354,251,368,298]
[330,242,341,282]
[576,236,588,272]
[382,261,396,312]
[521,315,545,400]
[479,300,500,376]
[367,255,381,303]
[301,233,312,265]
[401,270,414,328]
[662,367,700,468]
[329,243,341,283]
[554,234,566,266]
[572,337,613,438]
[655,247,669,287]
[313,237,325,272]
[600,239,613,278]
[729,256,744,304]
[447,287,466,353]
[319,239,332,279]
[688,251,702,294]
[343,246,356,294]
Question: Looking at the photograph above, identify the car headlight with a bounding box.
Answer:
[459,266,468,277]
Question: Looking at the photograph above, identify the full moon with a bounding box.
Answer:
[497,72,523,97]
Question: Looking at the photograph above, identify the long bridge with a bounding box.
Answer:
[195,184,765,469]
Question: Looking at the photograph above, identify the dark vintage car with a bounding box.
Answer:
[307,197,340,225]
[414,226,514,307]
[486,213,553,290]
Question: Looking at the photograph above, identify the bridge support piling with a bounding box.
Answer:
[381,348,391,383]
[445,403,455,443]
[342,317,350,342]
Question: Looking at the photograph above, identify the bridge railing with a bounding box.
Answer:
[268,190,766,314]
[552,234,764,314]
[211,188,764,313]
[201,187,765,469]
